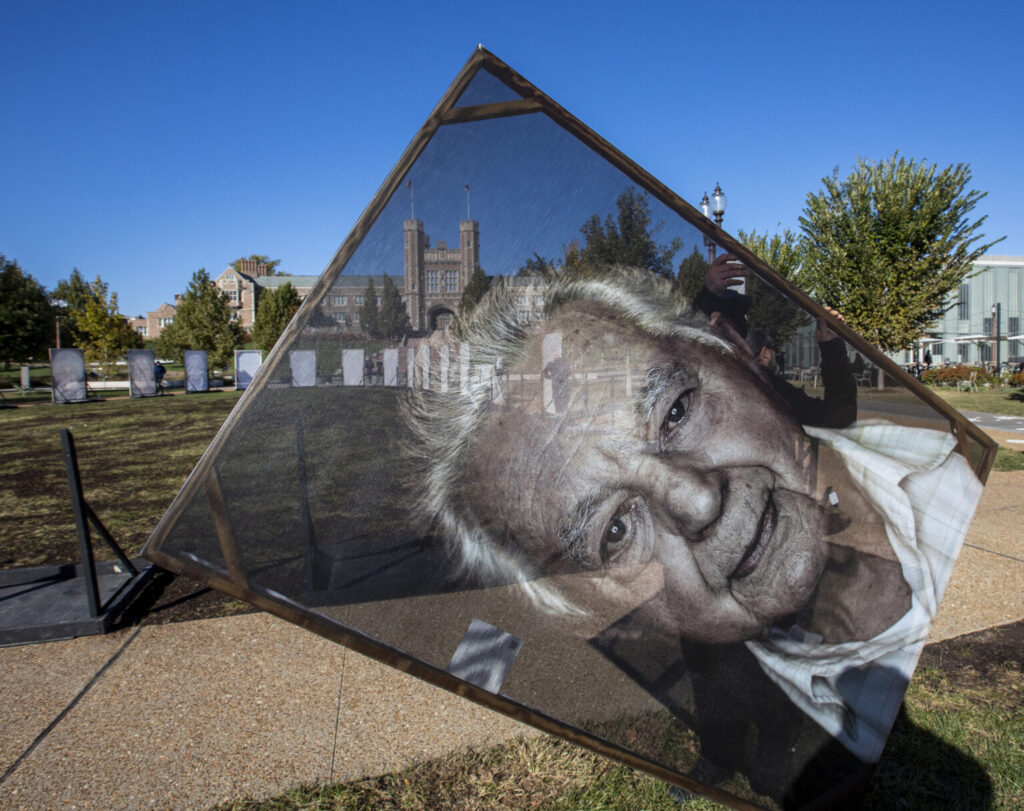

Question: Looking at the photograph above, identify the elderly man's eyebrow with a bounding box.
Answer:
[557,492,604,565]
[635,361,690,432]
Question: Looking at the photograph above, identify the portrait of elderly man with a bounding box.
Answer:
[405,267,982,801]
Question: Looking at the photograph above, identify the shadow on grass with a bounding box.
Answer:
[862,704,994,810]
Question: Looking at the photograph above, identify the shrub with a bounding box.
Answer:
[921,365,994,387]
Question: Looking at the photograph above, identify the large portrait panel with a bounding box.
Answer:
[143,49,995,809]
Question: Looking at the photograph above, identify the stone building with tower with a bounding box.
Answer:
[401,219,480,332]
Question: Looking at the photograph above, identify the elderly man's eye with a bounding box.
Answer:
[663,391,692,432]
[601,503,636,564]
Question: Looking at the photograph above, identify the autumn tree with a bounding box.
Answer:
[51,268,93,346]
[156,269,243,367]
[799,154,1002,351]
[377,276,411,340]
[252,281,301,351]
[75,276,143,368]
[0,256,54,366]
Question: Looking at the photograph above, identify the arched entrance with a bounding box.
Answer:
[429,307,456,332]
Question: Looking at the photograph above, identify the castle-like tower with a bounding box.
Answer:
[403,219,479,331]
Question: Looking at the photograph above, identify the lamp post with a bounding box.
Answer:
[700,183,727,264]
[49,298,67,348]
[991,302,1001,372]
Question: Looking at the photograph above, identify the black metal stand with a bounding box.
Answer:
[60,428,139,616]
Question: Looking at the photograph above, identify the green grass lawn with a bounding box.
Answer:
[0,393,242,567]
[927,385,1024,416]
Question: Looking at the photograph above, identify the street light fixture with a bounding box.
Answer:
[991,302,1001,371]
[700,183,727,263]
[49,298,67,349]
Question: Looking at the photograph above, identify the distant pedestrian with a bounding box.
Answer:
[154,361,166,394]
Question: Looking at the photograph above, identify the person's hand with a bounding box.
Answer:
[705,254,747,295]
[816,308,844,342]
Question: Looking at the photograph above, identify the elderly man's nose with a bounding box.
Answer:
[638,457,722,535]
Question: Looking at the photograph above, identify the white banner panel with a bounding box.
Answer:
[235,350,263,391]
[290,350,317,387]
[50,348,87,403]
[342,349,364,386]
[383,348,398,387]
[439,345,450,393]
[419,343,430,391]
[407,347,416,388]
[460,342,471,394]
[185,350,209,393]
[128,349,157,397]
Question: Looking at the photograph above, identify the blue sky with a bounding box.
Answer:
[2,0,1020,318]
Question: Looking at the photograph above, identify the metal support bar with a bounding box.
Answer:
[204,469,249,588]
[60,428,101,618]
[85,504,138,576]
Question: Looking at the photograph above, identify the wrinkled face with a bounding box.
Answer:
[466,310,827,643]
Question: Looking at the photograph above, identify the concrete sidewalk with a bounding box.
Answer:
[1,469,1021,810]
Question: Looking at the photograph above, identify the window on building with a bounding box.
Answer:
[333,312,347,324]
[376,295,382,306]
[983,317,992,336]
[957,284,969,320]
[354,296,364,306]
[445,271,458,293]
[931,342,943,358]
[136,326,148,337]
[426,270,439,293]
[958,342,969,362]
[517,296,527,305]
[536,295,545,307]
[1009,317,1020,356]
[333,295,347,306]
[158,317,173,328]
[517,309,530,323]
[352,312,360,324]
[980,343,991,362]
[225,289,239,303]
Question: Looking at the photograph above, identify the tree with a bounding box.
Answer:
[230,254,282,276]
[737,229,812,347]
[570,188,682,280]
[675,245,710,301]
[459,266,492,317]
[252,282,301,351]
[75,276,143,368]
[156,269,244,367]
[377,276,411,340]
[359,279,379,337]
[51,268,93,346]
[0,256,54,366]
[799,154,1003,351]
[517,252,557,280]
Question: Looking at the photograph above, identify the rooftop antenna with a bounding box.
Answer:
[465,183,471,220]
[407,180,414,220]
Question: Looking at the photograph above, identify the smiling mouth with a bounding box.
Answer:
[733,495,777,580]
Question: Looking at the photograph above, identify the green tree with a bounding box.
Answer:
[230,254,282,276]
[799,154,1003,351]
[571,188,682,279]
[75,276,143,368]
[459,266,492,317]
[377,276,411,340]
[359,279,379,337]
[517,252,557,280]
[0,256,54,366]
[51,268,93,346]
[252,281,301,351]
[737,229,812,347]
[675,245,710,301]
[156,269,244,367]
